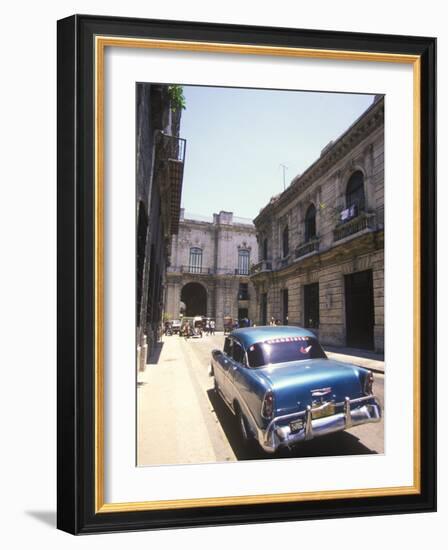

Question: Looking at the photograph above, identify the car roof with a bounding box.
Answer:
[230,326,316,347]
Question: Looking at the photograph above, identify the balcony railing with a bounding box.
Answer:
[167,265,252,276]
[295,237,320,259]
[250,260,272,275]
[156,131,186,164]
[277,256,291,269]
[154,132,187,235]
[333,212,376,242]
[180,265,212,275]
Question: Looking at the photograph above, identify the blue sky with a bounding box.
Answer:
[179,86,375,220]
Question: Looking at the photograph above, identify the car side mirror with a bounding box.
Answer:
[212,349,223,358]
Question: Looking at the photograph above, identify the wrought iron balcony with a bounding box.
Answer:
[278,256,291,269]
[168,265,250,276]
[333,211,376,242]
[156,131,186,164]
[250,260,272,275]
[154,132,187,235]
[215,267,245,276]
[295,238,320,259]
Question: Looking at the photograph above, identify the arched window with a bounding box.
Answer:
[346,171,365,213]
[304,204,316,242]
[189,247,202,273]
[238,249,250,275]
[282,226,289,257]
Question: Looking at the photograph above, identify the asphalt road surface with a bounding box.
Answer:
[137,333,384,466]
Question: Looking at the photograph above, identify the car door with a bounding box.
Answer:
[215,336,233,404]
[226,338,245,406]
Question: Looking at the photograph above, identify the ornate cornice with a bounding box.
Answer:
[254,97,384,226]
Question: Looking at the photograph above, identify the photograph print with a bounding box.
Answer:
[136,83,384,467]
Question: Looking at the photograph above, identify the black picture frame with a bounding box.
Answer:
[57,14,436,534]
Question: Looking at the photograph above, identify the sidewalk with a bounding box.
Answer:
[137,335,217,466]
[324,345,384,374]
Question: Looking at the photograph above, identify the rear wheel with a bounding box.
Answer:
[238,410,250,441]
[236,405,254,446]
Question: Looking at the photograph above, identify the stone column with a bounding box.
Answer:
[172,279,182,319]
[248,280,258,325]
[267,281,281,323]
[363,144,376,211]
[207,280,215,320]
[315,265,345,346]
[231,278,240,321]
[372,250,384,352]
[214,279,225,331]
[164,276,181,319]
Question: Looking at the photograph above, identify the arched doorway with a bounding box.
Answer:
[181,282,207,317]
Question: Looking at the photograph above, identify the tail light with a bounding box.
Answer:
[261,390,275,419]
[364,371,374,395]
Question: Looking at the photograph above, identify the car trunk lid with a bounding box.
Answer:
[256,358,365,415]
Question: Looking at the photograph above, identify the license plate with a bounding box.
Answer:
[311,401,336,419]
[290,419,304,433]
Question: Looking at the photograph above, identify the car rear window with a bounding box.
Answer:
[246,336,327,367]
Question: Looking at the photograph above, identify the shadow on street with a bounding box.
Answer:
[147,341,164,365]
[207,388,377,461]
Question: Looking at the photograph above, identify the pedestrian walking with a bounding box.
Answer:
[205,319,210,336]
[210,319,215,335]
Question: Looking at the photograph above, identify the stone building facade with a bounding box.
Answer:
[136,83,186,368]
[250,96,384,352]
[165,210,258,330]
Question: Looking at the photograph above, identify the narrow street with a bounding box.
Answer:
[137,333,384,466]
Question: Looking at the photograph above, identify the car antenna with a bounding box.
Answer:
[279,163,288,191]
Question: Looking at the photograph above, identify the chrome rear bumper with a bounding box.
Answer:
[259,396,381,453]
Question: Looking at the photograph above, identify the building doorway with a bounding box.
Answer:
[181,282,207,317]
[238,308,249,324]
[344,270,374,349]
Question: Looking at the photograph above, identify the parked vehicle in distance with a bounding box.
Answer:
[192,316,204,338]
[209,326,381,453]
[223,316,233,334]
[171,319,181,334]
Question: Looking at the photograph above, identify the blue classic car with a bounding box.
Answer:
[210,326,381,453]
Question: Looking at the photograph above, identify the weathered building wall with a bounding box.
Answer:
[251,97,384,352]
[136,83,185,368]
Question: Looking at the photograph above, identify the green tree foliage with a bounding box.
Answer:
[168,85,186,112]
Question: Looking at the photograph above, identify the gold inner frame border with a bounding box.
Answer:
[94,35,421,513]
